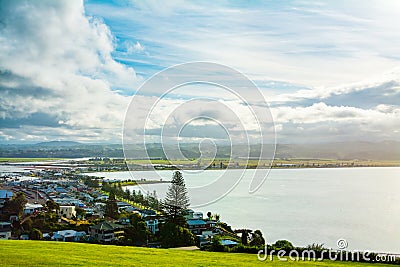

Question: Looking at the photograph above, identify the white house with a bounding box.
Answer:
[58,206,76,219]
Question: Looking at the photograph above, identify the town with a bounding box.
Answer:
[0,158,265,251]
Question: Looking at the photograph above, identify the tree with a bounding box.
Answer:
[163,171,190,225]
[210,236,225,252]
[273,240,294,251]
[22,218,33,232]
[45,199,59,212]
[236,229,252,245]
[29,228,43,240]
[159,222,195,248]
[3,192,27,218]
[104,193,119,219]
[207,211,212,219]
[75,207,86,219]
[250,230,265,246]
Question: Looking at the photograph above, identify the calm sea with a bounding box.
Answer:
[89,167,400,253]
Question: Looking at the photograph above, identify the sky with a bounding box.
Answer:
[0,0,399,144]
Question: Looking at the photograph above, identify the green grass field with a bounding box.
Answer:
[0,241,391,267]
[0,158,65,163]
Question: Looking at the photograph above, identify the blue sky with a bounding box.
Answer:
[0,0,399,144]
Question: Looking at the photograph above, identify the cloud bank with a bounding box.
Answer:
[1,0,399,144]
[0,0,139,142]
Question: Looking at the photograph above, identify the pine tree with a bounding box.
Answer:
[163,171,190,225]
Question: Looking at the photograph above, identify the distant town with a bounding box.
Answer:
[0,158,256,250]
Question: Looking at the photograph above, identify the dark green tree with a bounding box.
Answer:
[3,192,27,218]
[104,193,119,219]
[29,228,43,240]
[75,207,86,219]
[159,222,195,248]
[45,199,59,212]
[124,213,151,246]
[163,171,190,225]
[273,240,294,251]
[21,218,33,232]
[250,230,265,246]
[210,236,225,252]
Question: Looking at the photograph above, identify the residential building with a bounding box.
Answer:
[187,219,207,235]
[58,205,76,219]
[0,222,12,240]
[52,230,86,242]
[24,203,43,215]
[90,221,124,242]
[144,216,161,234]
[0,190,13,209]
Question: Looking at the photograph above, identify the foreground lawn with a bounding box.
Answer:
[0,241,391,266]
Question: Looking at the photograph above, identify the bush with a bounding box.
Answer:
[159,223,195,248]
[272,240,294,252]
[210,236,224,252]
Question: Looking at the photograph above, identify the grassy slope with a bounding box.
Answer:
[0,241,390,267]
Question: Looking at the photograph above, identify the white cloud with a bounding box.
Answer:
[87,0,400,87]
[0,0,137,142]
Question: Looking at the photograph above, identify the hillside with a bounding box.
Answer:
[0,241,391,266]
[0,141,399,160]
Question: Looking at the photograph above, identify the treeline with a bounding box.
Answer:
[101,181,160,211]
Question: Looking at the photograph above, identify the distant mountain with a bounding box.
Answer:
[35,141,82,147]
[0,140,399,160]
[275,141,400,160]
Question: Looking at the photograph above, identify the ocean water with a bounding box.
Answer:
[87,167,400,253]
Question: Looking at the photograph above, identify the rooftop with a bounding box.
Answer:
[91,221,124,231]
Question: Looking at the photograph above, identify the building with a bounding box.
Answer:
[143,216,161,234]
[58,206,76,219]
[90,221,124,242]
[24,203,43,215]
[0,190,13,200]
[51,230,86,242]
[186,219,207,235]
[0,222,12,240]
[0,190,13,209]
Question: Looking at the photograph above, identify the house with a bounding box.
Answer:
[58,206,76,219]
[0,190,13,200]
[193,212,203,219]
[185,209,195,219]
[185,210,203,220]
[205,219,217,229]
[140,209,156,217]
[90,221,124,242]
[51,230,86,242]
[0,222,12,240]
[186,219,207,235]
[24,203,43,215]
[0,190,13,209]
[143,215,163,234]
